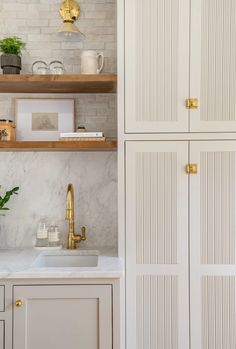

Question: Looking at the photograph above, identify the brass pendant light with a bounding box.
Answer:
[58,0,85,39]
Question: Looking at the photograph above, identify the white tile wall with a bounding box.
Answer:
[0,0,117,74]
[0,0,117,249]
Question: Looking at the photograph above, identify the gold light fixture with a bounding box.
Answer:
[58,0,85,39]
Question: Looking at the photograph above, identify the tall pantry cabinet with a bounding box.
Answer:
[119,0,236,348]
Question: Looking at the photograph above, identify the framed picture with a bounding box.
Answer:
[16,99,75,141]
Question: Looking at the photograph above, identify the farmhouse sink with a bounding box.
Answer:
[31,251,99,268]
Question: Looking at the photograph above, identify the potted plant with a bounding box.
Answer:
[0,37,25,74]
[0,186,19,211]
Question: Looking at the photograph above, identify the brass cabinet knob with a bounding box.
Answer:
[186,164,198,174]
[15,300,23,307]
[186,98,199,109]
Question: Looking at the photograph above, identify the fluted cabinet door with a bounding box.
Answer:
[190,0,236,132]
[126,141,189,349]
[190,141,236,349]
[125,0,190,133]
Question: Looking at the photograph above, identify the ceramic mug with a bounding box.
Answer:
[81,51,104,74]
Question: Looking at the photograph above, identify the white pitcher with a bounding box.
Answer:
[81,51,104,74]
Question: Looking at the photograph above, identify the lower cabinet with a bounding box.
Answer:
[0,322,4,349]
[13,285,112,349]
[126,140,236,349]
[126,141,189,349]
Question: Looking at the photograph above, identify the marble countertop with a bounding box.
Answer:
[0,248,124,279]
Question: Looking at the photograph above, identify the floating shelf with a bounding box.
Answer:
[0,74,117,94]
[0,140,117,152]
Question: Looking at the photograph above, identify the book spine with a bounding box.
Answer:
[60,137,106,142]
[60,132,103,138]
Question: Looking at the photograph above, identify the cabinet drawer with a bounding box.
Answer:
[0,321,4,349]
[0,287,4,312]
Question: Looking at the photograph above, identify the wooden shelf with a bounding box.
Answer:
[0,74,117,94]
[0,140,117,152]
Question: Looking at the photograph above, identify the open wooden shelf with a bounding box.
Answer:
[0,140,117,152]
[0,74,117,94]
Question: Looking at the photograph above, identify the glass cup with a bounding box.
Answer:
[32,61,49,75]
[49,61,65,75]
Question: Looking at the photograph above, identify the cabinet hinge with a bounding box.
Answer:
[186,164,198,174]
[186,98,199,109]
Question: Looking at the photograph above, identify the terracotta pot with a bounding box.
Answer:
[1,54,21,74]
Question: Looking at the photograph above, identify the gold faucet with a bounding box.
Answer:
[66,183,86,250]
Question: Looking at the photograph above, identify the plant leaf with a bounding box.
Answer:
[0,186,19,210]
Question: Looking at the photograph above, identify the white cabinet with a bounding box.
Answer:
[13,285,112,349]
[125,140,236,349]
[0,322,4,349]
[125,0,236,133]
[190,141,236,349]
[125,0,190,133]
[190,1,236,132]
[126,141,189,349]
[122,0,236,348]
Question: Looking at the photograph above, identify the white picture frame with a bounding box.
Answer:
[16,98,75,141]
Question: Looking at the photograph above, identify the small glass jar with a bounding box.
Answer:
[35,218,49,247]
[48,223,61,247]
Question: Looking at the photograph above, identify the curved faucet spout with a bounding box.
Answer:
[66,183,74,221]
[65,183,86,250]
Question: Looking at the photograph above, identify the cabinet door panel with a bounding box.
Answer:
[190,0,236,132]
[0,322,4,349]
[125,0,190,133]
[13,285,112,349]
[190,141,236,349]
[126,141,189,349]
[0,287,4,312]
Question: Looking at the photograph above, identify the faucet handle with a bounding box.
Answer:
[81,226,86,241]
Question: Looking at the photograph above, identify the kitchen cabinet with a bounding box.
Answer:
[190,141,236,349]
[125,0,190,133]
[0,322,4,349]
[126,141,189,349]
[125,0,236,133]
[120,0,236,348]
[190,0,236,132]
[125,140,236,349]
[13,285,112,349]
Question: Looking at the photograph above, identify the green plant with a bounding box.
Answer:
[0,37,25,56]
[0,186,19,210]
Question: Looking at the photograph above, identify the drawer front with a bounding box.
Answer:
[0,287,4,312]
[0,321,4,349]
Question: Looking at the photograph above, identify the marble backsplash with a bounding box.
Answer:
[0,151,117,249]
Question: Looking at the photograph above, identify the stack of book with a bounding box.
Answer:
[60,132,105,142]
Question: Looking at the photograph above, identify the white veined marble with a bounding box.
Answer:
[0,152,117,249]
[0,248,123,279]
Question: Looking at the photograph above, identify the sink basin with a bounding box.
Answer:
[31,251,99,268]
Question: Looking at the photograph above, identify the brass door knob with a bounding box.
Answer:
[15,300,23,307]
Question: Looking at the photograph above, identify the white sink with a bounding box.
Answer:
[31,251,99,268]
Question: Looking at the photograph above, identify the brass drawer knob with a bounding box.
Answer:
[15,300,23,308]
